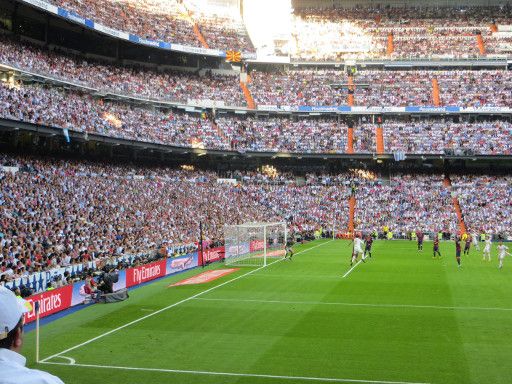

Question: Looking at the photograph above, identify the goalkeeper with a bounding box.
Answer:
[285,241,294,260]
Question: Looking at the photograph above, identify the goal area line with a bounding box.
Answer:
[40,360,430,384]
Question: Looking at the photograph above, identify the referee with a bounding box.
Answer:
[0,286,64,384]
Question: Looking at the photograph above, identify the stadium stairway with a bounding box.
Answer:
[193,24,210,48]
[490,23,498,33]
[386,33,394,55]
[476,33,486,55]
[444,176,467,235]
[432,78,441,106]
[211,118,229,143]
[240,76,256,109]
[348,195,356,234]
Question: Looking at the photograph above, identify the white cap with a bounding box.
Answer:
[0,286,31,341]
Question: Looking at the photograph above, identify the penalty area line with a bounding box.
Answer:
[40,361,430,384]
[342,259,363,278]
[40,240,332,364]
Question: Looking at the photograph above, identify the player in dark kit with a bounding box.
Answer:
[455,237,462,267]
[285,241,294,260]
[364,234,373,258]
[433,236,442,258]
[463,236,471,255]
[416,230,424,251]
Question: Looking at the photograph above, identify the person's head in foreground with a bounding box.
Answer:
[0,286,64,384]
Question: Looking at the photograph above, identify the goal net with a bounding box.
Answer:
[224,222,287,267]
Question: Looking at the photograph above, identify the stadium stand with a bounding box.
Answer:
[41,0,253,52]
[290,6,512,60]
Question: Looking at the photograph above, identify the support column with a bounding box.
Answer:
[376,117,384,154]
[387,33,394,56]
[432,78,441,106]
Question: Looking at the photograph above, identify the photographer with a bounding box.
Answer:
[97,269,119,295]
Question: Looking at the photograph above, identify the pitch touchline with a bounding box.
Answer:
[40,239,333,363]
[40,361,429,384]
[342,259,363,278]
[194,297,512,313]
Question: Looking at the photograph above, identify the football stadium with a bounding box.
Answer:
[0,0,511,383]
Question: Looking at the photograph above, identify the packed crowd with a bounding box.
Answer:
[354,175,458,235]
[0,81,232,149]
[0,156,277,284]
[0,37,245,106]
[383,118,512,155]
[451,175,512,235]
[2,37,512,109]
[2,80,512,155]
[290,6,512,60]
[249,69,349,106]
[249,69,512,107]
[437,71,512,107]
[44,0,253,52]
[215,115,347,153]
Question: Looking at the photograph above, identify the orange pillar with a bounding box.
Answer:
[347,126,354,154]
[376,124,384,154]
[490,24,498,33]
[347,75,355,106]
[432,78,441,106]
[348,195,356,234]
[193,24,210,49]
[476,34,485,55]
[240,82,256,109]
[387,33,394,55]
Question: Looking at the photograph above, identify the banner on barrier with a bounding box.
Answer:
[23,0,58,14]
[250,240,265,252]
[126,259,167,288]
[203,247,224,263]
[404,106,460,112]
[166,253,199,275]
[24,285,74,323]
[95,23,129,40]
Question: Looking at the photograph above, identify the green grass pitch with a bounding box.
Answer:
[24,239,512,384]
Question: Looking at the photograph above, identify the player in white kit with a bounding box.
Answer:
[350,234,365,266]
[482,236,492,262]
[472,232,480,251]
[497,241,511,269]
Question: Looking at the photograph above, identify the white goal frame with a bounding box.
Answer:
[224,222,287,267]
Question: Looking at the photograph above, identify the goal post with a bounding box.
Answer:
[224,222,287,267]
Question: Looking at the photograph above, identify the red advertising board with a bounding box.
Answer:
[250,240,265,252]
[203,246,224,263]
[126,259,166,288]
[24,285,73,324]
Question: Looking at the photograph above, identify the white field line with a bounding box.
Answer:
[40,361,430,384]
[342,259,363,278]
[194,297,512,313]
[40,239,333,363]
